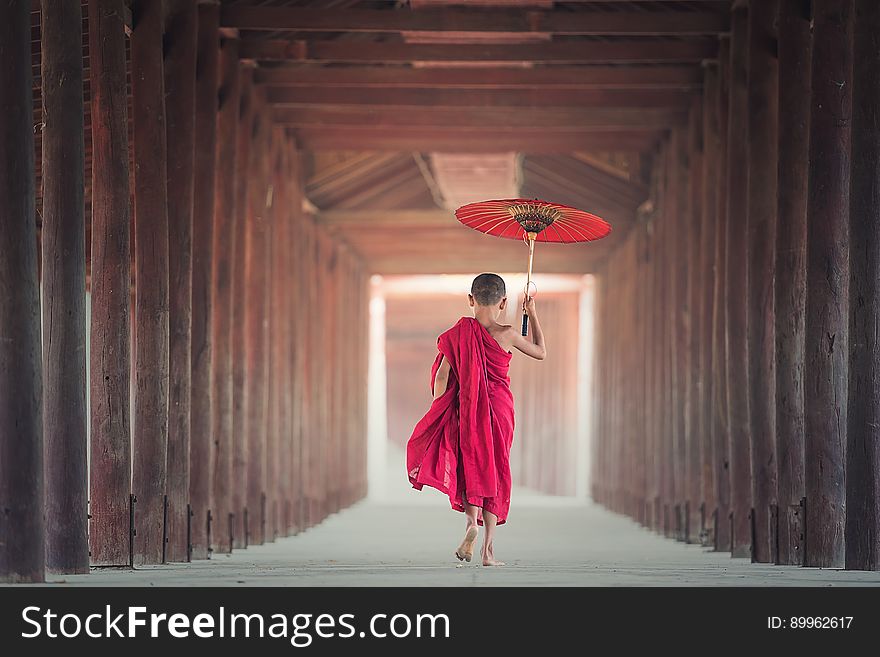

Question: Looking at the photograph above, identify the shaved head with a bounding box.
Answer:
[471,273,507,306]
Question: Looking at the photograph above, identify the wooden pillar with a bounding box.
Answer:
[725,5,752,558]
[131,0,171,566]
[163,0,198,564]
[265,136,280,540]
[775,0,812,566]
[846,0,879,571]
[211,35,240,554]
[245,107,270,546]
[699,62,720,543]
[41,0,87,574]
[88,0,132,568]
[686,98,704,542]
[0,0,43,583]
[231,66,253,549]
[190,2,219,560]
[804,0,852,569]
[746,0,780,563]
[713,36,732,552]
[288,140,304,533]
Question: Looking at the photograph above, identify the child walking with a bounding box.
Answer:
[406,273,546,566]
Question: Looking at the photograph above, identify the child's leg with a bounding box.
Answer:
[455,493,479,562]
[481,510,505,566]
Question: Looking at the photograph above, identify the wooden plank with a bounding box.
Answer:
[0,0,43,583]
[724,7,751,559]
[846,0,880,572]
[295,130,662,153]
[222,6,729,35]
[231,66,254,550]
[255,65,704,89]
[746,0,779,564]
[211,36,240,555]
[189,2,219,561]
[41,0,88,574]
[775,0,810,567]
[273,106,686,130]
[131,0,171,566]
[266,86,695,109]
[163,0,198,564]
[804,0,852,569]
[240,38,719,64]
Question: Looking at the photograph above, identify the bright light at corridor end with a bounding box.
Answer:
[367,273,596,503]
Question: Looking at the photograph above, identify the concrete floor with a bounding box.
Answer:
[31,490,880,587]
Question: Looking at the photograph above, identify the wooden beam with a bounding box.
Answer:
[273,106,686,130]
[211,36,240,555]
[266,86,695,109]
[241,39,719,64]
[255,65,704,89]
[804,0,852,569]
[0,0,43,583]
[296,129,662,153]
[163,0,198,564]
[222,6,729,35]
[131,0,171,567]
[41,0,88,575]
[190,2,220,561]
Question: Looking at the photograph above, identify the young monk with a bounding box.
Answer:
[406,273,546,566]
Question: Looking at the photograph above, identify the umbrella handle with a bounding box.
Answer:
[521,312,529,337]
[522,233,537,336]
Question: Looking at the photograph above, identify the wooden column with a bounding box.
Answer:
[231,66,253,549]
[846,0,880,571]
[163,0,198,564]
[775,0,812,566]
[804,0,852,569]
[713,36,732,552]
[0,0,43,583]
[245,108,270,545]
[265,135,280,540]
[41,0,87,574]
[686,99,704,542]
[190,2,219,560]
[725,5,752,558]
[131,0,171,566]
[746,0,780,563]
[211,35,240,554]
[88,0,132,568]
[699,62,720,544]
[288,140,304,533]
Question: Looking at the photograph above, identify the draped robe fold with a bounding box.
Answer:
[406,316,515,524]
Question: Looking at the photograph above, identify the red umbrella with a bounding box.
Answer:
[455,198,611,335]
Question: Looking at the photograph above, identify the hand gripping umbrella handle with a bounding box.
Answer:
[522,234,537,336]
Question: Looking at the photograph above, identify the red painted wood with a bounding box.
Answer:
[131,0,171,566]
[189,3,220,560]
[163,0,198,564]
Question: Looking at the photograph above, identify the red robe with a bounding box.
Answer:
[406,316,515,524]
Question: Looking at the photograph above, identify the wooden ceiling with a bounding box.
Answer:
[31,1,728,276]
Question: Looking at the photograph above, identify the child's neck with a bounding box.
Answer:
[472,306,499,327]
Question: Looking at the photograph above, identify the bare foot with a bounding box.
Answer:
[455,525,478,562]
[482,543,505,567]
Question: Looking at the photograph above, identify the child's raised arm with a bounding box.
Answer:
[510,296,546,360]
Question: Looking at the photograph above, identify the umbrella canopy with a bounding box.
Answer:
[454,198,611,243]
